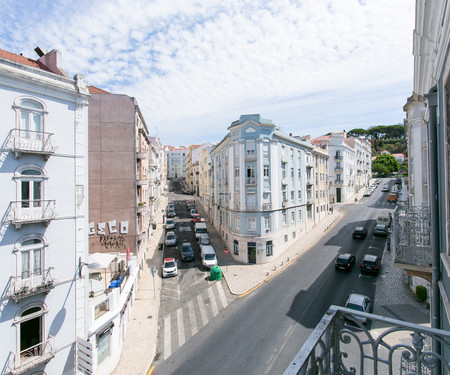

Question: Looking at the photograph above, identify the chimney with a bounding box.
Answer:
[289,133,292,137]
[36,48,68,77]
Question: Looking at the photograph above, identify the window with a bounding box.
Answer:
[298,191,301,200]
[15,304,46,358]
[291,191,294,201]
[263,164,269,177]
[234,240,239,255]
[264,216,270,231]
[266,241,273,256]
[247,217,256,232]
[281,164,286,178]
[292,231,296,238]
[299,209,302,220]
[298,169,301,178]
[19,237,44,280]
[282,213,287,226]
[19,168,43,208]
[97,327,112,365]
[246,166,255,181]
[291,168,294,178]
[284,235,288,242]
[235,168,240,178]
[14,97,46,135]
[291,211,295,223]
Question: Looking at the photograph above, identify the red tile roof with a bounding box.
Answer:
[0,48,52,73]
[88,85,111,94]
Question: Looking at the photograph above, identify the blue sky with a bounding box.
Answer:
[1,0,414,147]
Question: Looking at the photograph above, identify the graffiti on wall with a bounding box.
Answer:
[89,220,129,250]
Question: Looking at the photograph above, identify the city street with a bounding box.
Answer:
[154,179,393,374]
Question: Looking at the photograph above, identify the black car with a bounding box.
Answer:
[181,242,195,262]
[352,226,368,239]
[335,253,356,271]
[374,224,388,237]
[361,254,381,275]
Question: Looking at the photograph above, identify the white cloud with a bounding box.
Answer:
[1,0,414,145]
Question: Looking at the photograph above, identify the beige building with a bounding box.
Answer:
[185,143,213,195]
[88,87,153,267]
[198,146,214,216]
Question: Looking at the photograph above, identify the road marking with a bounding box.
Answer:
[177,308,185,348]
[216,281,228,309]
[207,287,219,317]
[163,314,171,360]
[187,300,198,336]
[264,324,296,375]
[197,294,209,326]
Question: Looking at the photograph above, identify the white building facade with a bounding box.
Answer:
[165,147,187,180]
[0,49,90,375]
[210,114,328,264]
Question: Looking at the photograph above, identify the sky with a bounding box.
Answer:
[1,0,415,147]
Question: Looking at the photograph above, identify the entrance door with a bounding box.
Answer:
[248,242,256,264]
[336,188,341,203]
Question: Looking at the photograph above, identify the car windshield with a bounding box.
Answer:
[204,254,216,260]
[167,234,175,240]
[167,220,173,224]
[363,260,375,266]
[197,228,207,233]
[182,246,192,253]
[165,261,175,268]
[346,303,364,311]
[337,258,349,264]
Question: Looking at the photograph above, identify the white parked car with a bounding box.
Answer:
[345,293,371,324]
[166,219,175,230]
[162,258,178,278]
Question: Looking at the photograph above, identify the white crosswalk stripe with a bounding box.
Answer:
[159,280,235,361]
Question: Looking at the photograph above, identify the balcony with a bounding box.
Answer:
[245,203,258,211]
[6,336,56,375]
[281,156,288,164]
[136,175,148,186]
[245,152,257,161]
[282,178,288,185]
[334,180,343,186]
[306,197,314,205]
[7,200,56,229]
[137,202,147,213]
[334,154,343,161]
[393,206,432,281]
[246,177,256,185]
[334,167,342,173]
[7,129,55,160]
[284,305,449,375]
[306,178,314,186]
[282,200,288,208]
[263,203,272,211]
[136,150,147,159]
[6,268,55,303]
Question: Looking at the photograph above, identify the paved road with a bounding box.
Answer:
[153,181,393,374]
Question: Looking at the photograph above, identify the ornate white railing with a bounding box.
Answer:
[7,268,55,303]
[6,200,56,228]
[7,129,55,158]
[6,336,56,375]
[284,305,450,375]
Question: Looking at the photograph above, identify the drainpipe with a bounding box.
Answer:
[424,86,441,358]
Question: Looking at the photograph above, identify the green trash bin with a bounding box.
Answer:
[210,265,222,280]
[159,243,163,250]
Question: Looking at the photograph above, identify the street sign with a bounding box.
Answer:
[150,266,156,277]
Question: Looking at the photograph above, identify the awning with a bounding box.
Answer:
[88,253,117,269]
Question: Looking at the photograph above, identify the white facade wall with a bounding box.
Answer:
[166,148,187,179]
[0,56,89,375]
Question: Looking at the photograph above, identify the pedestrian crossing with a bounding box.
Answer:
[158,280,233,361]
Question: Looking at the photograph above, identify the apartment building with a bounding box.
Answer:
[210,114,329,264]
[166,146,188,180]
[86,88,154,374]
[312,132,371,203]
[0,48,89,374]
[186,143,213,195]
[148,137,165,224]
[198,146,214,217]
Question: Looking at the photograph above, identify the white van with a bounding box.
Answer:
[201,245,218,269]
[194,222,208,240]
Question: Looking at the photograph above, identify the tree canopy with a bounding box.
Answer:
[372,154,400,176]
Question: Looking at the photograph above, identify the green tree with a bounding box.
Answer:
[347,128,367,138]
[372,163,390,176]
[372,154,400,175]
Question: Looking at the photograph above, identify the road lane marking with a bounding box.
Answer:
[207,287,219,316]
[264,324,296,375]
[163,314,171,360]
[177,308,185,348]
[216,281,228,309]
[188,300,198,336]
[197,294,209,326]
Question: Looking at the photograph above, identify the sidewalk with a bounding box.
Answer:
[111,194,167,375]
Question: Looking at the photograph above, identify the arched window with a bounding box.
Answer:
[17,237,45,281]
[14,165,46,209]
[15,304,47,360]
[13,97,47,135]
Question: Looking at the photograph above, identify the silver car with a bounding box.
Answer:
[165,219,175,230]
[164,231,177,246]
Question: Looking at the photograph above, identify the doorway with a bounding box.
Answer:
[248,242,256,264]
[336,188,341,203]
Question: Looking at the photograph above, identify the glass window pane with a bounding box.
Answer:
[21,251,30,279]
[33,181,41,201]
[33,249,41,276]
[21,181,30,207]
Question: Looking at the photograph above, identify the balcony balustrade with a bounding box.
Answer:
[245,203,258,211]
[246,177,256,185]
[306,160,314,168]
[7,268,55,303]
[306,178,314,186]
[136,174,148,186]
[281,156,288,163]
[306,197,314,205]
[7,129,55,159]
[136,150,147,159]
[334,180,343,186]
[6,336,56,375]
[282,178,288,185]
[334,167,342,172]
[263,203,272,211]
[137,202,147,213]
[334,155,343,161]
[284,305,449,375]
[7,200,56,229]
[245,152,257,161]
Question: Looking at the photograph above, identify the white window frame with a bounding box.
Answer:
[247,217,256,232]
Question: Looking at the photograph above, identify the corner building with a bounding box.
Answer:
[210,114,329,264]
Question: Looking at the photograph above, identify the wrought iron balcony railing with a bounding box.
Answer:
[284,305,450,375]
[6,268,55,303]
[6,336,56,375]
[245,203,258,211]
[7,129,55,159]
[7,200,56,229]
[263,203,272,211]
[334,180,343,186]
[246,177,256,185]
[245,152,257,161]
